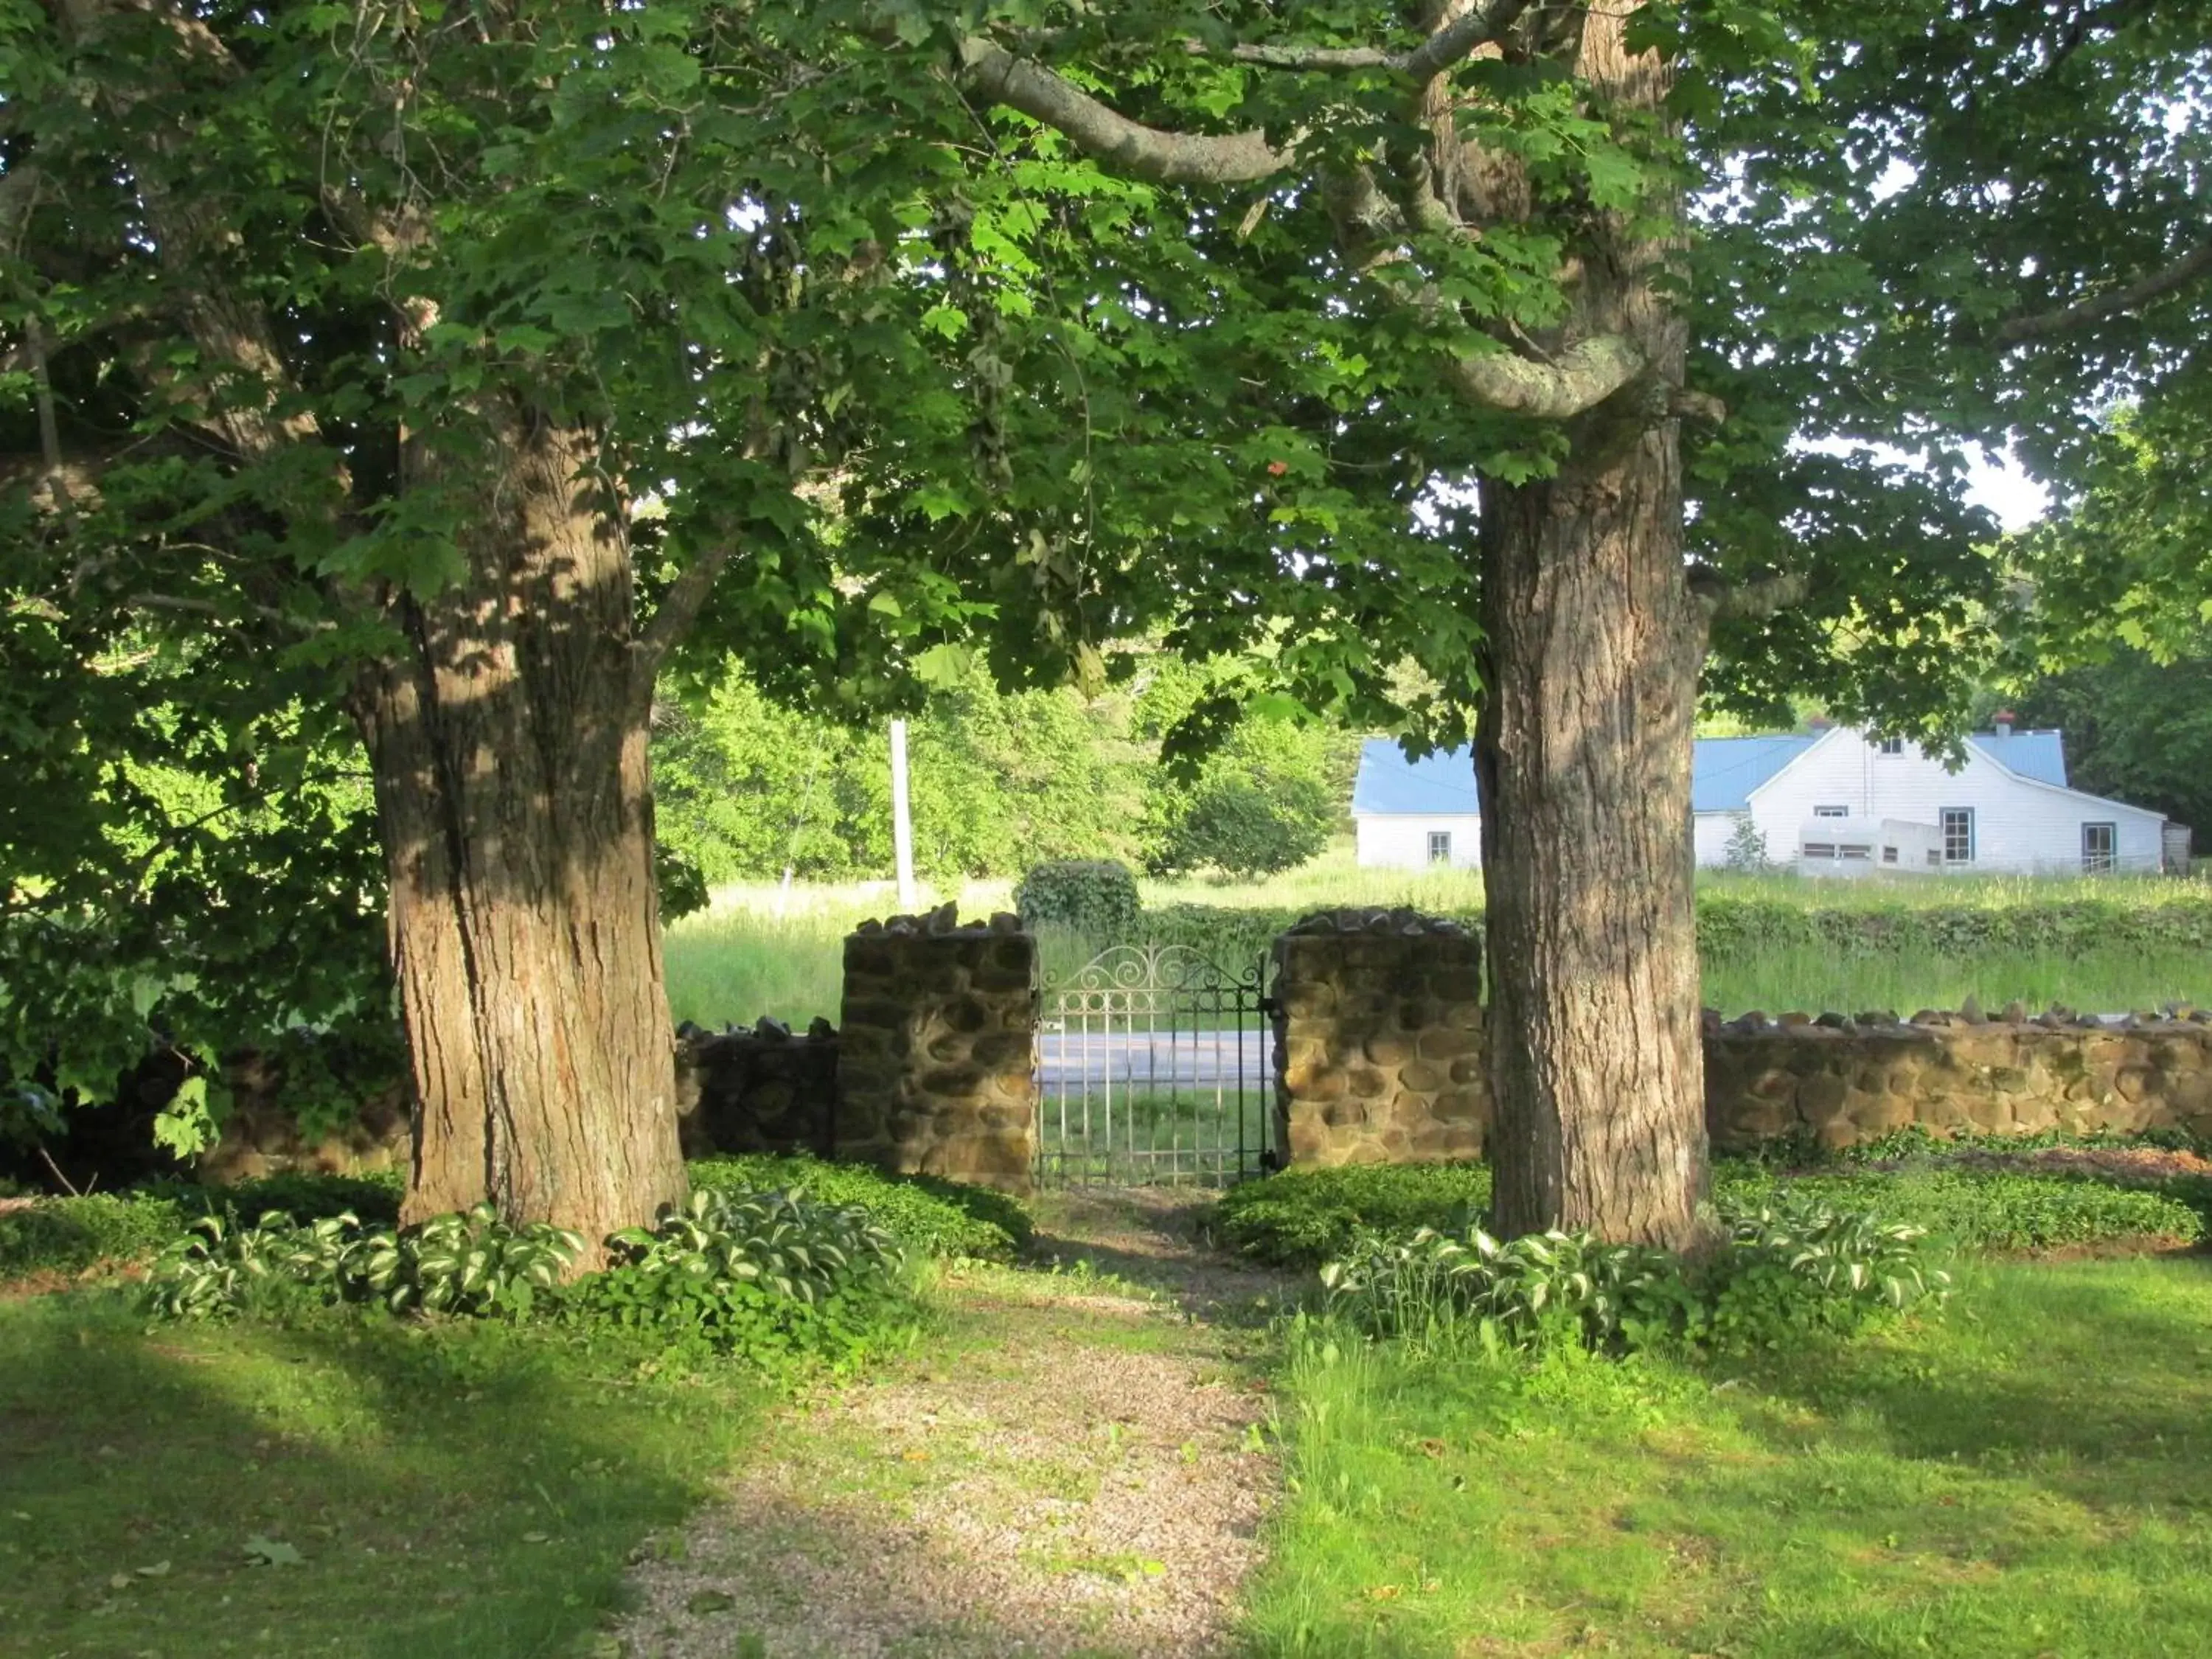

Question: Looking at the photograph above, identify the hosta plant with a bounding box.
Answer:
[1319,1195,1950,1356]
[143,1204,583,1321]
[1319,1225,1694,1352]
[567,1188,911,1368]
[341,1204,584,1318]
[143,1211,357,1321]
[1708,1197,1950,1348]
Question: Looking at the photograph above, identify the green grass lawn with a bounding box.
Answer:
[1697,943,2208,1019]
[1245,1253,2212,1658]
[0,1293,773,1659]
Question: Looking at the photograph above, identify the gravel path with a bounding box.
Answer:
[614,1190,1297,1658]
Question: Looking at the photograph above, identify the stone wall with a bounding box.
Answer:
[1272,909,1488,1166]
[200,1062,411,1183]
[835,905,1037,1190]
[677,1017,839,1159]
[1704,1009,2212,1150]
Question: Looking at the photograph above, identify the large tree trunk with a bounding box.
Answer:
[354,407,687,1261]
[1470,6,1713,1250]
[1474,431,1711,1249]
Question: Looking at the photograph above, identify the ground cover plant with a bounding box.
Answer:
[0,1172,407,1285]
[1242,1256,2212,1656]
[1212,1148,2208,1270]
[0,1158,1029,1285]
[688,1152,1034,1260]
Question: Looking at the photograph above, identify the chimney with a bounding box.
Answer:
[1993,709,2014,737]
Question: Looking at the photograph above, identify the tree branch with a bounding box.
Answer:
[955,38,1294,184]
[1688,568,1809,622]
[1183,0,1535,80]
[0,162,42,254]
[1197,39,1397,71]
[1995,237,2212,344]
[25,318,77,533]
[128,591,330,633]
[1442,334,1646,420]
[1672,386,1728,425]
[1402,0,1537,83]
[633,543,740,678]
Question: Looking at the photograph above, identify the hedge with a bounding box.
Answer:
[1065,888,2212,978]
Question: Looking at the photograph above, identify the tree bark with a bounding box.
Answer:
[1475,431,1712,1249]
[1470,6,1714,1249]
[353,407,686,1262]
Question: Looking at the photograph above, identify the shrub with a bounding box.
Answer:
[1694,889,2212,965]
[1147,771,1334,879]
[1318,1194,1950,1356]
[140,1184,914,1374]
[1014,860,1142,939]
[688,1153,1032,1259]
[4,1158,1031,1287]
[1722,813,1772,872]
[1708,1199,1952,1348]
[566,1188,910,1369]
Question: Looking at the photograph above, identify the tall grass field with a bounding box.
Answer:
[664,857,2212,1029]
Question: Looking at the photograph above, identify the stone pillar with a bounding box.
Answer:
[835,905,1037,1191]
[1271,908,1489,1166]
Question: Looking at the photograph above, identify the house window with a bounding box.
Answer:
[1927,849,1943,868]
[1426,830,1452,866]
[1875,736,1905,755]
[1838,844,1872,860]
[2082,822,2116,874]
[1803,842,1837,859]
[1882,846,1899,864]
[1813,804,1849,818]
[1941,807,1975,864]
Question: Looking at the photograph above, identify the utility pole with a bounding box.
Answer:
[889,719,918,911]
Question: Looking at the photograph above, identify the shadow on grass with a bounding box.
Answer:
[0,1291,771,1659]
[1022,1188,1305,1327]
[1728,1256,2212,1500]
[1241,1258,2212,1659]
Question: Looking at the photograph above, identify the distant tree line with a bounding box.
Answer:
[651,655,1360,886]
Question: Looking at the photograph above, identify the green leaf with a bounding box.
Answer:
[244,1535,304,1568]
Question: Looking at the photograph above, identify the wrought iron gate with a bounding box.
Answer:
[1033,944,1276,1186]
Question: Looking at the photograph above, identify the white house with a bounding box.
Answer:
[1352,725,2172,875]
[1351,740,1486,869]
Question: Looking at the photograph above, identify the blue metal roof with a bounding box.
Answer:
[1966,731,2067,788]
[1351,740,1484,815]
[1351,728,2070,817]
[1691,734,1820,813]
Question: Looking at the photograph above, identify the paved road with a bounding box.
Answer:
[1034,1027,1270,1091]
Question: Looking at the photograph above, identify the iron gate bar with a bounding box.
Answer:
[1032,944,1273,1187]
